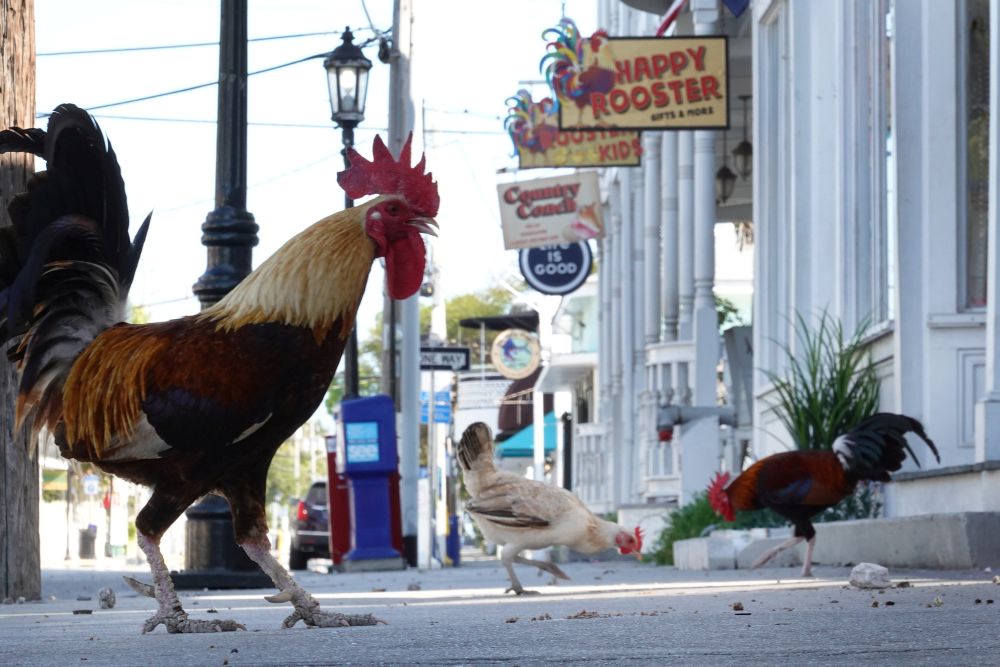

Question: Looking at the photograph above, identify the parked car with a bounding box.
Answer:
[288,481,330,570]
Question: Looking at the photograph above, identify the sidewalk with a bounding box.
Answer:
[3,554,999,666]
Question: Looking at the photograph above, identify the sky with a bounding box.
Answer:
[33,0,599,334]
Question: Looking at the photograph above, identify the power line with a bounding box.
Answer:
[87,113,506,135]
[39,53,323,114]
[37,29,370,57]
[36,34,385,114]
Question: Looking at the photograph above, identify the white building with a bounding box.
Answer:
[538,0,1000,523]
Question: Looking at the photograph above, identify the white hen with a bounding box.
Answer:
[457,422,643,595]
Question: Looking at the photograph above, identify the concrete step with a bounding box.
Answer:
[674,512,1000,570]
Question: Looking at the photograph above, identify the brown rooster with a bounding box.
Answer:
[0,104,438,633]
[458,422,643,595]
[707,413,939,577]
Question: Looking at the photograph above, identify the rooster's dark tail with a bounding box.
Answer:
[0,104,149,439]
[833,412,940,481]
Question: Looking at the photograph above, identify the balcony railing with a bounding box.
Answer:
[573,422,613,513]
[642,341,694,494]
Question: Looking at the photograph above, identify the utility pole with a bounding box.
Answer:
[0,0,40,602]
[388,0,420,567]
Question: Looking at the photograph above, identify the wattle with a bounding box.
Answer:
[385,233,426,299]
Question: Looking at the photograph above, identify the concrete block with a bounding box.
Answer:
[811,512,1000,569]
[673,537,736,570]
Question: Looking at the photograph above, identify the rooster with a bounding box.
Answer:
[0,105,438,633]
[457,422,642,595]
[707,412,939,577]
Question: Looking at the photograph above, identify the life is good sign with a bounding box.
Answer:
[559,36,729,131]
[497,171,603,250]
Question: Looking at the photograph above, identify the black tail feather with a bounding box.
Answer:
[841,412,939,480]
[0,104,146,441]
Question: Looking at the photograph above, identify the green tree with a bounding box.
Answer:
[265,437,328,505]
[323,286,521,420]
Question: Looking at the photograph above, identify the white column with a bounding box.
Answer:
[692,0,720,406]
[609,178,625,505]
[975,0,1000,461]
[661,133,680,341]
[677,131,695,340]
[644,133,663,344]
[619,169,636,505]
[598,234,612,423]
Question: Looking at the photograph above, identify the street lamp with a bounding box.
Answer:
[325,27,372,400]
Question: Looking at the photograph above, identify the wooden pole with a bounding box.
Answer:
[0,0,39,602]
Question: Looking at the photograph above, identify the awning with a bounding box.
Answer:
[458,311,539,332]
[495,412,558,459]
[534,352,598,393]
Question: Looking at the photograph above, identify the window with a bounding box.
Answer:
[962,0,990,310]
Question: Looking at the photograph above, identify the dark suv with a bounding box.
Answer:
[289,481,330,570]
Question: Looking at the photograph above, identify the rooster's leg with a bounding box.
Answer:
[513,554,570,582]
[501,547,538,595]
[241,536,383,628]
[222,479,381,629]
[800,537,816,577]
[133,532,245,633]
[750,536,804,570]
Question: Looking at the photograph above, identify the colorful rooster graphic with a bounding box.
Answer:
[540,18,616,127]
[504,89,559,157]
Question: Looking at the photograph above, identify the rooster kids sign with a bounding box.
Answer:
[557,36,729,130]
[497,171,603,250]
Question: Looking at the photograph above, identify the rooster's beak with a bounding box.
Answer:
[409,217,438,237]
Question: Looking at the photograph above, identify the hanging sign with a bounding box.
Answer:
[497,171,604,250]
[505,89,642,169]
[542,20,729,131]
[491,329,541,380]
[519,242,592,296]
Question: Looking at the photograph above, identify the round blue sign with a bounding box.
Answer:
[519,242,592,295]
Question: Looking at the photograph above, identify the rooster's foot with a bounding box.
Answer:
[267,587,383,629]
[505,586,540,596]
[281,607,383,629]
[123,576,155,598]
[141,610,245,634]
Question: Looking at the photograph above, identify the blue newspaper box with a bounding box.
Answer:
[340,395,402,562]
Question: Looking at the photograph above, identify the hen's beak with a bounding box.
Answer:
[409,217,439,237]
[632,551,643,560]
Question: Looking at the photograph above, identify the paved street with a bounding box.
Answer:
[2,554,999,666]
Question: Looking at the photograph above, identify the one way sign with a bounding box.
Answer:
[420,346,471,371]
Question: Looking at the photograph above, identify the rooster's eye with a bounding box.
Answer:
[386,203,400,216]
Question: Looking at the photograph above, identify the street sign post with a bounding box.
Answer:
[419,346,471,371]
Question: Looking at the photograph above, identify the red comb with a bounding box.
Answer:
[337,133,440,218]
[707,471,735,522]
[634,526,644,552]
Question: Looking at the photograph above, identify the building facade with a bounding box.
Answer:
[538,0,1000,521]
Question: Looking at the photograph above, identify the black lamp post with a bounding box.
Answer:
[325,27,372,400]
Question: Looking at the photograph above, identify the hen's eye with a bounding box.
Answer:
[386,203,400,215]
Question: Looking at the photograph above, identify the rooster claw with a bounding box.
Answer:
[282,609,384,629]
[141,611,246,634]
[123,576,156,598]
[505,586,540,596]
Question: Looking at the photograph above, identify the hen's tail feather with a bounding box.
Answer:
[0,104,147,443]
[839,412,939,480]
[457,422,495,472]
